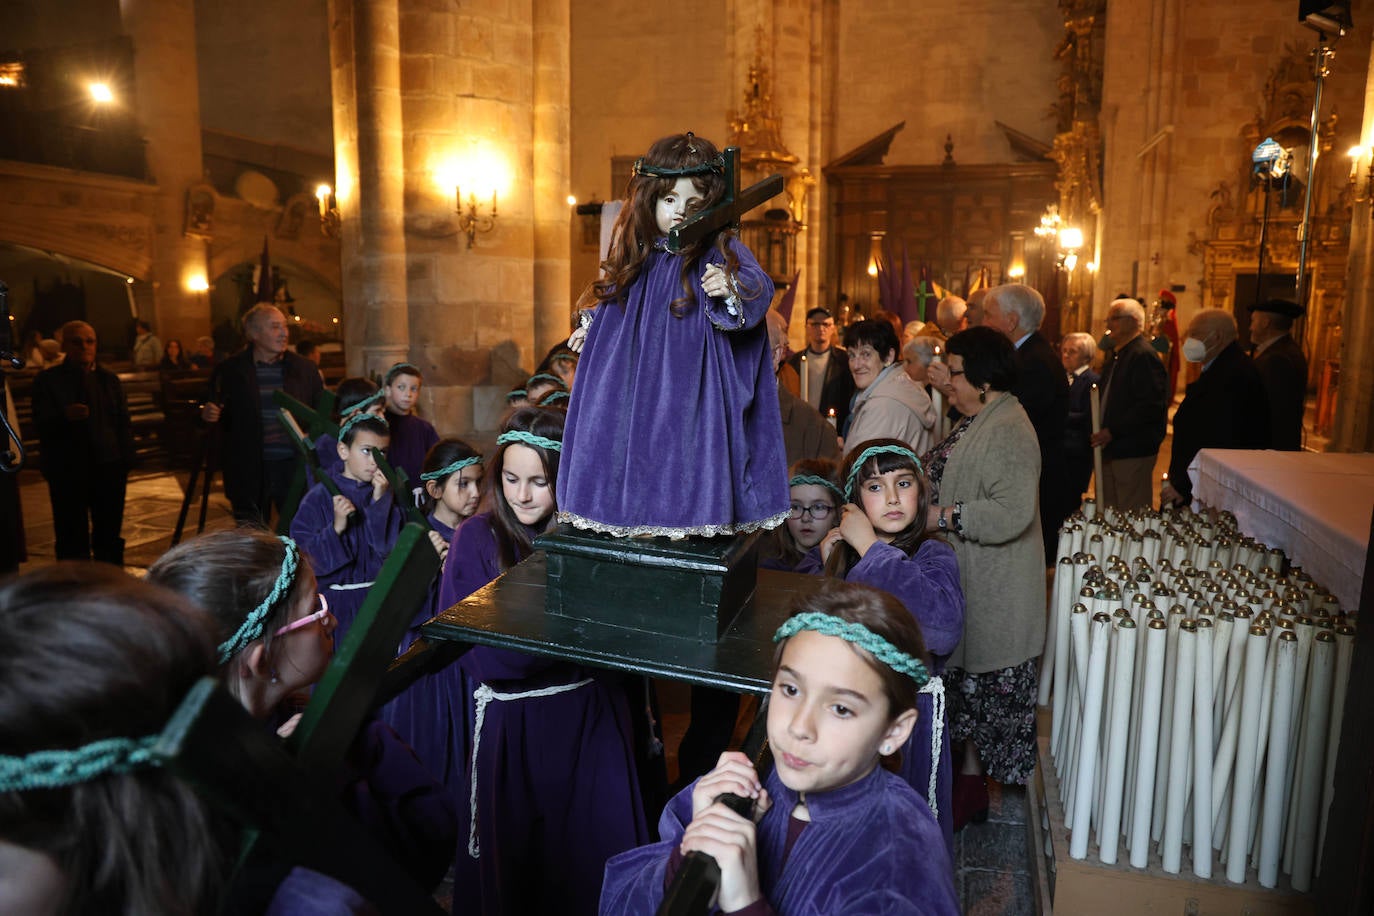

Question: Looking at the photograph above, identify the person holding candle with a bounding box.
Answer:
[787,306,856,432]
[1089,298,1169,510]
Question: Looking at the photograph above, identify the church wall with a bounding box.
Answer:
[832,0,1062,166]
[194,0,335,157]
[1097,0,1370,330]
[0,0,122,50]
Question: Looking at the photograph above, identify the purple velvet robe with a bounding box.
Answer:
[376,514,458,788]
[796,539,964,856]
[435,512,649,916]
[288,468,403,642]
[599,763,959,915]
[558,237,789,538]
[384,410,440,490]
[315,432,340,473]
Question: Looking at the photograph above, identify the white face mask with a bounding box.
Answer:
[1181,337,1209,363]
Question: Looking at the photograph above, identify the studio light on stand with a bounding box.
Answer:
[1251,137,1293,304]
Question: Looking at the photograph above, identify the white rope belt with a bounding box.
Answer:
[327,581,375,591]
[467,677,595,858]
[920,675,946,819]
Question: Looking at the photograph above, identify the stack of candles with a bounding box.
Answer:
[1039,500,1356,891]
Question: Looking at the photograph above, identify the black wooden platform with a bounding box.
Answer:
[422,553,825,695]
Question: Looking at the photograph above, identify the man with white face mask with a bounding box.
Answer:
[1161,308,1271,507]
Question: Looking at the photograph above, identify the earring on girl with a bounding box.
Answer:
[979,385,989,404]
[881,743,892,755]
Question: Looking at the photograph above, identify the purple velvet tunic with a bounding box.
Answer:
[558,237,789,538]
[796,539,964,856]
[288,468,403,643]
[599,763,959,915]
[435,512,649,916]
[376,513,458,785]
[384,410,440,490]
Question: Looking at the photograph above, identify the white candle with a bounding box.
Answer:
[1317,624,1356,873]
[1098,617,1136,865]
[1161,620,1197,874]
[1151,607,1185,844]
[1226,624,1270,883]
[1259,630,1298,888]
[799,352,809,404]
[1290,631,1335,891]
[1192,619,1215,878]
[1129,618,1168,867]
[1070,612,1112,860]
[1044,557,1074,717]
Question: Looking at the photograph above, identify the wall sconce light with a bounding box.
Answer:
[88,82,113,104]
[1034,205,1062,241]
[456,185,498,249]
[1348,145,1373,206]
[1007,264,1026,280]
[866,231,884,278]
[186,275,209,293]
[316,184,340,237]
[1057,225,1084,272]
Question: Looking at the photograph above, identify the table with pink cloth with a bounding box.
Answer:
[1189,448,1374,610]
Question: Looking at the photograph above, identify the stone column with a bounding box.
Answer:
[119,0,209,348]
[330,0,410,380]
[532,0,572,361]
[1331,39,1374,452]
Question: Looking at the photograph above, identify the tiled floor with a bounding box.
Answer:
[955,781,1039,915]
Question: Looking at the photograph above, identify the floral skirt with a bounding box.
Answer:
[945,658,1039,785]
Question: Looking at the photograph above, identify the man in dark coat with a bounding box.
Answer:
[1060,332,1100,507]
[201,304,324,526]
[1248,298,1308,451]
[1162,308,1271,508]
[30,320,136,564]
[786,306,855,432]
[983,283,1071,565]
[1090,298,1169,509]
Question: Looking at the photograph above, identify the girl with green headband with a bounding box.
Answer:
[378,437,483,773]
[602,581,959,915]
[147,529,459,898]
[0,564,382,913]
[804,437,965,854]
[435,406,648,916]
[383,363,440,488]
[760,458,843,573]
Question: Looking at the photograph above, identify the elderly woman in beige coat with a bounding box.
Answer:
[922,325,1045,830]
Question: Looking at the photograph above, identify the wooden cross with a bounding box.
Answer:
[665,147,785,253]
[153,524,446,914]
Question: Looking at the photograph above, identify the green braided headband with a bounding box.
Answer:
[506,389,527,401]
[540,391,570,405]
[774,612,930,688]
[789,474,843,504]
[497,430,562,452]
[844,445,923,502]
[339,409,387,441]
[0,735,160,792]
[527,373,564,388]
[217,536,300,664]
[420,455,483,482]
[388,362,421,378]
[346,389,385,414]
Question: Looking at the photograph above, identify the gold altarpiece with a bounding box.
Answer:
[1188,45,1352,431]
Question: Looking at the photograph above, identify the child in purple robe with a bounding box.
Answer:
[559,132,789,538]
[383,362,440,496]
[314,376,386,472]
[600,580,960,915]
[760,459,841,572]
[808,439,965,854]
[0,564,379,915]
[147,529,460,897]
[378,437,484,784]
[289,412,404,642]
[436,407,648,916]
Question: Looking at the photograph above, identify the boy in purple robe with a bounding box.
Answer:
[559,132,789,539]
[314,376,386,474]
[600,581,959,915]
[435,408,648,916]
[381,363,440,493]
[289,412,404,641]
